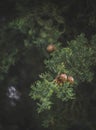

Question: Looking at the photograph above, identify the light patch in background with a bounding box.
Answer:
[7,86,21,106]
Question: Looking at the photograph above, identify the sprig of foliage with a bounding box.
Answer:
[30,34,94,113]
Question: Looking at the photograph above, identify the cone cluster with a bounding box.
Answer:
[54,73,74,85]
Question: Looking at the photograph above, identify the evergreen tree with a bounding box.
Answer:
[0,1,96,130]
